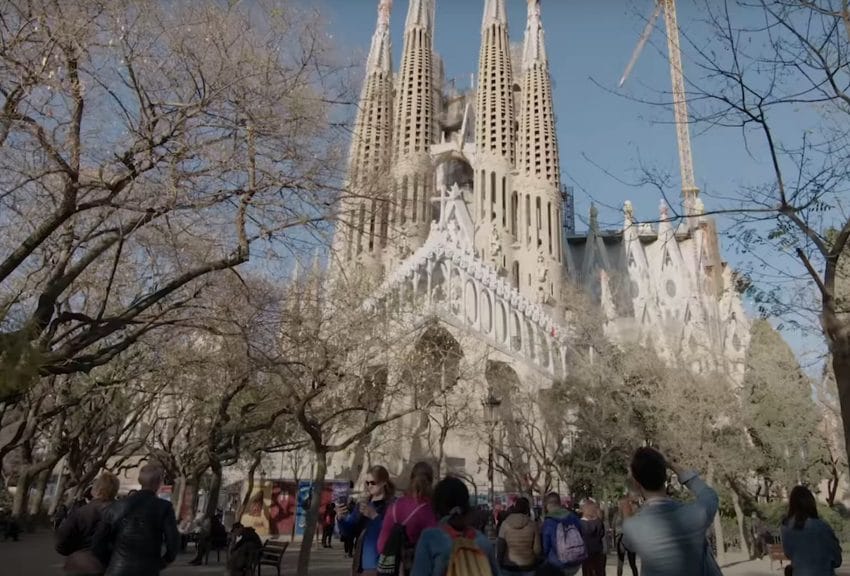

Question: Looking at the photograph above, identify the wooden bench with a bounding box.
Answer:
[257,539,289,576]
[767,543,789,571]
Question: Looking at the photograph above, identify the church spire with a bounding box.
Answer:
[515,0,563,303]
[390,0,436,254]
[522,0,546,68]
[331,0,395,277]
[366,0,393,74]
[482,0,507,30]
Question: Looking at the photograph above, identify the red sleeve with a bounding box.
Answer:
[377,500,397,554]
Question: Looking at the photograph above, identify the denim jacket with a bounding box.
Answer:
[622,472,719,576]
[781,517,842,576]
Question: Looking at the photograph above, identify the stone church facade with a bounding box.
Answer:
[324,0,751,491]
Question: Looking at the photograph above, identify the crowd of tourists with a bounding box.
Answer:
[47,448,843,576]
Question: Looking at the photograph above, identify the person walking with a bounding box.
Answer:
[410,476,498,576]
[540,492,585,576]
[497,496,540,576]
[621,447,721,576]
[780,485,842,576]
[338,465,395,575]
[91,463,180,576]
[323,502,338,548]
[612,498,638,576]
[377,462,438,574]
[579,499,605,576]
[56,472,120,575]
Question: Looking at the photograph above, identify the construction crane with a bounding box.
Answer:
[620,0,700,218]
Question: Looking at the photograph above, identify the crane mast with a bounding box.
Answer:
[620,0,700,217]
[662,0,699,215]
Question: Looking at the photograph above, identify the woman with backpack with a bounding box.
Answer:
[377,462,438,575]
[410,476,499,576]
[338,465,395,575]
[497,496,540,576]
[578,499,605,576]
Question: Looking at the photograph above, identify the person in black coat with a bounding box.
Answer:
[227,523,263,576]
[91,464,180,576]
[56,472,120,575]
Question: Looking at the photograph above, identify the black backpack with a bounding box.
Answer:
[376,502,427,576]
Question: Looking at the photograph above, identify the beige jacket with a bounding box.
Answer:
[498,513,541,569]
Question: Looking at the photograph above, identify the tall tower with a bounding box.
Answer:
[474,0,516,265]
[515,0,563,304]
[332,0,394,277]
[390,0,437,261]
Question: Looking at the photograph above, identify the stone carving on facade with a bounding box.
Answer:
[489,221,502,269]
[535,248,549,305]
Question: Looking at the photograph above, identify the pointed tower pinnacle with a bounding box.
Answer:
[515,0,564,303]
[390,0,437,256]
[331,0,395,277]
[522,0,546,67]
[475,0,516,261]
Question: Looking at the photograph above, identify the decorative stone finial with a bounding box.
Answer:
[378,0,392,26]
[623,200,634,223]
[694,197,705,215]
[589,203,599,232]
[659,200,669,220]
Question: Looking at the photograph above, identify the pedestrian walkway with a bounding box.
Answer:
[2,531,850,576]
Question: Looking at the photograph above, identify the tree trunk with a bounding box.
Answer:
[189,477,201,518]
[237,453,262,518]
[729,483,750,558]
[12,468,32,519]
[173,476,187,523]
[297,449,327,576]
[48,458,67,516]
[832,346,850,474]
[205,459,223,518]
[28,468,50,518]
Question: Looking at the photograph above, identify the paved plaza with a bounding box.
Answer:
[1,531,848,576]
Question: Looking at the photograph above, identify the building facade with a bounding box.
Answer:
[326,0,750,491]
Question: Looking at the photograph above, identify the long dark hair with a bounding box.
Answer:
[785,485,818,530]
[433,476,471,531]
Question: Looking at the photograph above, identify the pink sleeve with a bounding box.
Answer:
[377,500,397,554]
[406,504,438,546]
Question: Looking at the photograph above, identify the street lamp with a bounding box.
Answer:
[482,392,502,538]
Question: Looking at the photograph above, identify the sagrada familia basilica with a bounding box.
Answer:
[322,0,752,489]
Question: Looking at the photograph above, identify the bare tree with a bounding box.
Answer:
[0,0,350,400]
[667,0,850,465]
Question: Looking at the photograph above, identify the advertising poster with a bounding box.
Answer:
[294,480,338,537]
[240,483,272,537]
[268,481,298,537]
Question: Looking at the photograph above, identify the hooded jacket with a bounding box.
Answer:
[498,512,541,570]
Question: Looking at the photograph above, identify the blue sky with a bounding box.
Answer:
[306,0,827,369]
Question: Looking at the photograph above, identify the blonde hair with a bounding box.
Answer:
[92,472,120,501]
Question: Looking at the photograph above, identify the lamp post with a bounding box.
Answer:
[482,393,502,538]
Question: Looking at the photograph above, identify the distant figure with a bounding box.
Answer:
[780,485,842,576]
[322,502,337,548]
[188,512,211,565]
[410,476,498,576]
[227,522,263,576]
[53,503,70,531]
[56,472,120,575]
[92,463,180,576]
[621,448,721,576]
[540,491,585,576]
[579,499,605,576]
[497,496,540,575]
[612,498,638,576]
[0,508,20,541]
